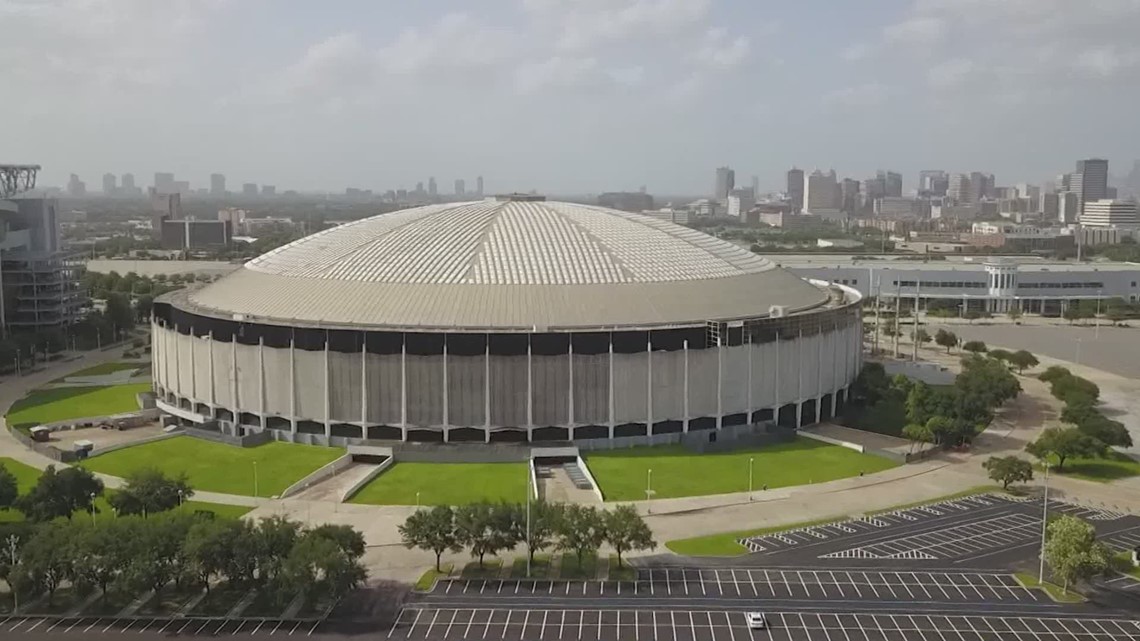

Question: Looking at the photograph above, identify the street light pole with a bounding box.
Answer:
[1038,461,1051,584]
[252,461,259,498]
[525,465,532,579]
[1095,291,1102,340]
[748,457,754,501]
[89,492,97,525]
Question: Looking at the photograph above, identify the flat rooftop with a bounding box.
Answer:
[766,254,1140,272]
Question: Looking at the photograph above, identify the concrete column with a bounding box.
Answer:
[773,332,780,417]
[323,337,331,439]
[831,389,838,417]
[682,340,690,432]
[567,339,574,428]
[188,331,195,400]
[484,338,491,441]
[400,337,408,441]
[259,337,267,430]
[442,339,449,438]
[231,336,239,429]
[746,337,753,423]
[526,337,533,441]
[716,341,723,430]
[608,335,615,438]
[646,338,653,434]
[796,329,804,406]
[815,395,822,424]
[795,401,803,429]
[289,335,297,433]
[360,338,367,433]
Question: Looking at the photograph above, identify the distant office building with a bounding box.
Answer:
[173,181,190,195]
[242,183,258,197]
[1040,193,1060,220]
[122,173,136,190]
[102,173,116,195]
[262,185,275,196]
[969,172,994,202]
[919,170,947,196]
[874,197,924,219]
[1081,199,1138,227]
[714,166,735,203]
[161,219,232,250]
[597,191,654,212]
[149,188,183,240]
[751,175,760,198]
[1015,183,1040,203]
[881,171,903,197]
[1058,192,1081,224]
[786,168,804,212]
[726,188,755,220]
[154,172,175,193]
[840,179,860,213]
[210,173,226,196]
[0,197,87,332]
[476,176,484,198]
[948,174,971,202]
[804,169,838,211]
[455,179,466,196]
[1074,158,1109,213]
[66,174,86,197]
[428,177,437,198]
[217,208,247,229]
[396,188,408,201]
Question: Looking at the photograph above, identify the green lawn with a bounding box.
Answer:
[5,383,151,430]
[0,456,251,522]
[584,438,897,501]
[1046,451,1140,483]
[80,436,342,497]
[53,362,142,381]
[348,462,529,506]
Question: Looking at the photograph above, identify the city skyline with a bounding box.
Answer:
[4,0,1140,193]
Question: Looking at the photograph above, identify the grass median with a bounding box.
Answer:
[584,438,897,501]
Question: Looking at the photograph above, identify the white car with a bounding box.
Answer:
[746,612,767,630]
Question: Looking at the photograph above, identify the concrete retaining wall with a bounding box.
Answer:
[280,453,353,499]
[798,429,865,453]
[575,455,605,502]
[339,457,394,503]
[392,443,529,463]
[87,431,182,458]
[184,425,272,447]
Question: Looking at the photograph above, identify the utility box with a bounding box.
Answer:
[30,426,51,442]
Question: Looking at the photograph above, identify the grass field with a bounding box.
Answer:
[584,438,898,501]
[53,362,142,381]
[1046,451,1140,482]
[80,436,342,497]
[0,456,251,522]
[5,383,152,430]
[349,461,528,506]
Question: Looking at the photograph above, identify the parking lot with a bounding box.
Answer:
[0,615,322,637]
[388,608,1140,640]
[737,493,1135,564]
[437,570,1042,603]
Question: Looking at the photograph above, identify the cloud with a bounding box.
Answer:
[840,43,872,62]
[692,27,751,69]
[376,12,515,75]
[883,16,946,45]
[523,0,713,51]
[927,58,974,89]
[513,56,599,93]
[1072,46,1140,78]
[823,84,890,109]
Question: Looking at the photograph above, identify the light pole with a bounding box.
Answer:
[1095,291,1102,340]
[252,461,259,498]
[525,465,532,579]
[177,489,184,510]
[644,468,655,512]
[1038,461,1051,584]
[748,457,754,501]
[89,492,97,525]
[415,492,421,510]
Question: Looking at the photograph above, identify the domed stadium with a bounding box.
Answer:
[151,195,863,444]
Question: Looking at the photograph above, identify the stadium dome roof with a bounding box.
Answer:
[181,199,831,331]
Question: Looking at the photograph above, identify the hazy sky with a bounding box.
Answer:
[4,0,1140,195]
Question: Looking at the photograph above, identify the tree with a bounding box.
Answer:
[554,505,606,568]
[988,349,1013,366]
[0,463,17,513]
[963,309,984,324]
[255,516,303,583]
[184,519,234,594]
[603,505,655,568]
[934,328,958,354]
[911,328,932,346]
[399,505,461,572]
[15,465,104,522]
[1062,304,1081,325]
[1049,374,1100,406]
[982,456,1034,489]
[1008,350,1039,374]
[1039,365,1072,384]
[16,521,72,606]
[120,513,193,600]
[962,340,988,354]
[308,524,366,559]
[902,423,934,451]
[1007,307,1023,323]
[1044,515,1111,593]
[70,519,132,597]
[1026,427,1104,472]
[524,501,561,567]
[454,503,501,568]
[279,532,366,601]
[107,468,193,517]
[851,362,891,404]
